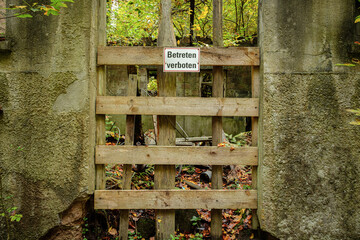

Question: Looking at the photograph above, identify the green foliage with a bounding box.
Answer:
[132,165,154,189]
[0,204,23,222]
[190,215,201,226]
[225,131,251,147]
[191,233,203,240]
[107,0,258,47]
[181,165,195,174]
[223,0,258,46]
[170,233,203,240]
[105,115,121,142]
[3,0,74,19]
[147,76,158,92]
[170,234,180,240]
[128,230,143,240]
[0,146,24,240]
[335,63,356,67]
[107,0,160,46]
[82,217,89,239]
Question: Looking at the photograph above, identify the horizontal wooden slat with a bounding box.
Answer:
[96,96,259,117]
[98,46,259,66]
[96,146,258,165]
[176,136,212,142]
[95,190,257,209]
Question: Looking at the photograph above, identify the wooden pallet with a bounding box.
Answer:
[95,0,260,239]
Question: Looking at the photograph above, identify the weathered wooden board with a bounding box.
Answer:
[251,66,260,230]
[94,190,258,209]
[97,46,260,66]
[96,146,258,165]
[176,136,212,142]
[212,1,225,238]
[96,96,259,117]
[156,1,177,237]
[119,69,137,240]
[95,0,107,191]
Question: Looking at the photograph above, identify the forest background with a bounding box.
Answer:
[107,0,258,47]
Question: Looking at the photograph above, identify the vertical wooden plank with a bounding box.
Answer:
[211,0,223,239]
[251,66,260,230]
[96,0,107,191]
[138,67,148,95]
[157,0,176,47]
[155,0,177,239]
[118,74,137,240]
[212,0,223,47]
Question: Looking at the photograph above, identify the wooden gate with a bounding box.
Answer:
[95,0,260,239]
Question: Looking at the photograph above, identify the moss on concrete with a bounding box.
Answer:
[0,0,97,239]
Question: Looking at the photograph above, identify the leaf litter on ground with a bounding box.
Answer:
[96,131,255,239]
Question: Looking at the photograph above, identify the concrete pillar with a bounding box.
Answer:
[0,1,98,238]
[258,1,360,239]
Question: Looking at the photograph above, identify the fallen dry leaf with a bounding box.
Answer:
[108,227,117,236]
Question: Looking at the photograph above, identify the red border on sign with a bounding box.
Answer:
[163,47,200,72]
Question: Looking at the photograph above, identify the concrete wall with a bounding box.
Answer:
[258,0,360,239]
[0,1,97,239]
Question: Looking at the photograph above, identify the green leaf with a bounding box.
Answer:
[350,120,360,125]
[46,9,60,16]
[5,195,13,200]
[335,63,356,67]
[17,13,33,18]
[10,214,23,222]
[30,8,41,12]
[346,109,360,115]
[355,15,360,24]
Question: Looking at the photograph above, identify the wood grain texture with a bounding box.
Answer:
[95,114,106,190]
[97,46,260,66]
[96,146,258,165]
[251,66,260,230]
[212,0,223,47]
[119,70,138,240]
[97,0,106,46]
[155,76,177,240]
[212,1,224,239]
[94,190,258,209]
[95,0,107,191]
[156,1,177,238]
[123,73,137,190]
[96,96,259,117]
[176,136,212,142]
[157,0,176,46]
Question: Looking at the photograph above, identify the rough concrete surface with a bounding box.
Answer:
[0,0,97,239]
[258,0,360,239]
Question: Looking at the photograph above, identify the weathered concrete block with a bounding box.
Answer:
[259,0,360,239]
[260,0,355,74]
[0,1,97,239]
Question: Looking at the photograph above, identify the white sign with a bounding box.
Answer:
[164,48,200,72]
